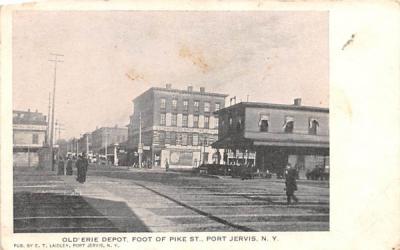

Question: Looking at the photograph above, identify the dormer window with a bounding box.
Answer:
[283,116,294,133]
[309,118,319,135]
[259,114,269,132]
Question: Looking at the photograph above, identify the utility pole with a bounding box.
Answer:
[76,139,79,156]
[46,92,51,145]
[55,120,65,158]
[203,136,207,164]
[104,130,109,166]
[138,112,143,168]
[49,53,64,171]
[86,134,89,154]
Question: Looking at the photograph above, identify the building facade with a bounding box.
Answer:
[13,110,47,167]
[213,99,329,177]
[128,84,228,168]
[91,126,128,155]
[78,133,92,154]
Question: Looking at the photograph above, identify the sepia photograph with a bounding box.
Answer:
[11,10,330,233]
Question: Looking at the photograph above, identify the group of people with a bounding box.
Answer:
[57,153,89,184]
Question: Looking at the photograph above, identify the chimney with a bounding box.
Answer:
[187,86,193,92]
[294,98,302,106]
[200,87,205,93]
[166,83,172,89]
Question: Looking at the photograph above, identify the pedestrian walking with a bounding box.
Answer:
[66,157,73,175]
[165,159,169,172]
[57,156,65,175]
[223,151,228,165]
[285,163,299,204]
[216,149,221,165]
[76,153,89,183]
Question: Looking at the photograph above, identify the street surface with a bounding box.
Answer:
[14,165,329,232]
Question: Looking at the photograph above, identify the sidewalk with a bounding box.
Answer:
[13,167,149,232]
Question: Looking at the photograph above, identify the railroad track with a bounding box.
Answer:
[13,167,329,232]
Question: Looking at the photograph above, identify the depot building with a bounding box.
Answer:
[212,99,329,177]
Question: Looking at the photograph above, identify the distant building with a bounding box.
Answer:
[128,84,228,168]
[91,126,128,155]
[13,109,47,167]
[213,99,329,177]
[78,133,92,154]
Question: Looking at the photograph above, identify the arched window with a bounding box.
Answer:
[283,116,294,133]
[309,118,319,135]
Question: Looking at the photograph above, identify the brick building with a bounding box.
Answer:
[213,99,329,177]
[128,84,228,168]
[13,109,47,167]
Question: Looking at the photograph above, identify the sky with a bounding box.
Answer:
[12,11,328,139]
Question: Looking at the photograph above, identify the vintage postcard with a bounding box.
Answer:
[1,1,399,250]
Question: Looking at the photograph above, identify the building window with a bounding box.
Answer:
[229,116,233,130]
[259,114,269,132]
[187,133,193,146]
[193,133,199,146]
[160,98,166,110]
[159,131,166,146]
[214,116,219,129]
[170,132,176,145]
[204,116,210,129]
[183,100,189,112]
[194,100,200,112]
[204,102,210,112]
[193,115,199,128]
[165,131,171,144]
[171,114,177,126]
[172,98,178,112]
[176,133,182,145]
[199,134,207,146]
[182,114,188,127]
[215,103,220,111]
[181,133,188,146]
[309,118,319,135]
[283,116,294,133]
[32,134,39,144]
[160,113,166,125]
[236,117,243,132]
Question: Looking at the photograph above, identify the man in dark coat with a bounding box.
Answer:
[66,157,73,175]
[165,159,169,172]
[57,156,65,175]
[285,163,299,204]
[216,150,221,165]
[223,151,228,165]
[76,154,89,183]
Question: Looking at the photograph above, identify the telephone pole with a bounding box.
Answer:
[49,53,64,171]
[46,92,51,145]
[138,112,143,168]
[86,134,90,154]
